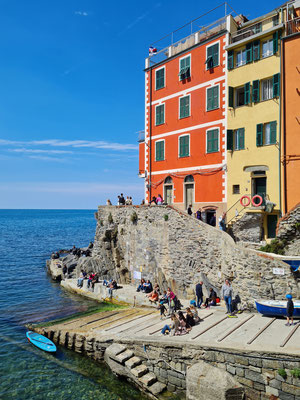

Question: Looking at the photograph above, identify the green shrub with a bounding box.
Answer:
[164,214,169,221]
[291,368,300,379]
[130,211,138,223]
[259,238,287,255]
[108,213,113,224]
[278,368,287,379]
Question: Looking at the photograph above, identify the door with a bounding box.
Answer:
[164,185,173,205]
[253,177,266,205]
[185,183,194,210]
[267,215,278,238]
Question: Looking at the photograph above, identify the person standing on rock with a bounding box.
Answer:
[222,279,233,314]
[195,281,203,308]
[187,204,193,216]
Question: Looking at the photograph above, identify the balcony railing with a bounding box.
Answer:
[286,16,300,35]
[231,14,279,44]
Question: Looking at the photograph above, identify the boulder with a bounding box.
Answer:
[186,361,244,400]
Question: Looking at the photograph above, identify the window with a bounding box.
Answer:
[261,78,273,101]
[155,140,164,161]
[155,68,165,90]
[273,14,279,27]
[179,135,189,157]
[155,104,165,125]
[256,121,277,146]
[179,95,190,119]
[262,39,273,58]
[234,128,245,150]
[179,56,190,80]
[227,128,245,151]
[233,185,240,194]
[236,49,246,67]
[206,43,219,69]
[206,86,219,111]
[253,23,262,34]
[236,86,245,107]
[206,129,219,153]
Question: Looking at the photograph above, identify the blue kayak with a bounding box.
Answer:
[255,299,300,318]
[26,331,57,352]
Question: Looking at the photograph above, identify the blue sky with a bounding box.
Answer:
[0,0,280,208]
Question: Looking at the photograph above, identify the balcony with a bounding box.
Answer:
[286,16,300,35]
[230,14,279,44]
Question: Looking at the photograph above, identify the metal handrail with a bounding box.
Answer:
[231,14,279,43]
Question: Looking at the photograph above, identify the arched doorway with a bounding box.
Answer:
[184,175,194,210]
[202,206,218,226]
[164,176,173,205]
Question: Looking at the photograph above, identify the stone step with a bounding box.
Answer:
[148,381,167,395]
[115,349,134,364]
[107,343,126,357]
[131,363,148,378]
[125,356,142,369]
[139,372,157,387]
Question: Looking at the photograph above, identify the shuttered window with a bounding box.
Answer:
[155,140,165,161]
[228,86,234,108]
[179,135,189,157]
[179,56,191,80]
[244,82,250,105]
[253,40,260,61]
[246,42,253,64]
[155,68,165,90]
[179,96,190,118]
[155,104,165,125]
[252,80,260,103]
[235,128,245,150]
[273,73,280,97]
[256,124,263,147]
[206,129,219,153]
[227,130,233,151]
[207,86,219,111]
[228,50,234,70]
[206,43,219,69]
[261,78,273,101]
[262,39,273,58]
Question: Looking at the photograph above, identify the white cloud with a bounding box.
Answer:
[28,155,69,163]
[9,148,73,154]
[75,11,88,16]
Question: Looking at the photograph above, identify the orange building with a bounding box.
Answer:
[281,4,300,213]
[139,15,231,222]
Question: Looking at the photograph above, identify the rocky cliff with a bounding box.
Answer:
[277,203,300,256]
[78,205,299,308]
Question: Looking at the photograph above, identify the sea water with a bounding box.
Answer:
[0,209,147,400]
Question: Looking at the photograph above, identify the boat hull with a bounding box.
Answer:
[26,331,57,352]
[255,300,300,318]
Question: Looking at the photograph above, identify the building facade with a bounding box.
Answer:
[225,10,285,240]
[139,16,232,223]
[281,2,300,214]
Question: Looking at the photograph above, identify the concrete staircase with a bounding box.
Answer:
[105,343,166,397]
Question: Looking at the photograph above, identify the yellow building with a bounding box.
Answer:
[226,10,285,242]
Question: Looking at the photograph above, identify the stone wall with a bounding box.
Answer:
[231,212,263,243]
[80,205,299,308]
[277,203,300,256]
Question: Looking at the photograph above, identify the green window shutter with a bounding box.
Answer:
[246,42,253,64]
[238,128,245,149]
[213,86,219,109]
[156,69,164,90]
[179,136,189,157]
[270,121,277,144]
[252,80,260,103]
[253,40,260,61]
[228,87,234,107]
[207,88,213,111]
[273,73,280,97]
[155,141,164,161]
[256,124,263,147]
[212,43,219,67]
[180,96,190,118]
[228,50,234,70]
[207,129,219,153]
[179,57,190,79]
[244,82,250,105]
[273,31,279,54]
[155,105,164,125]
[227,130,233,151]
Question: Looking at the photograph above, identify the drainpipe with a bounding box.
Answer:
[149,67,152,202]
[282,36,288,215]
[278,14,282,218]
